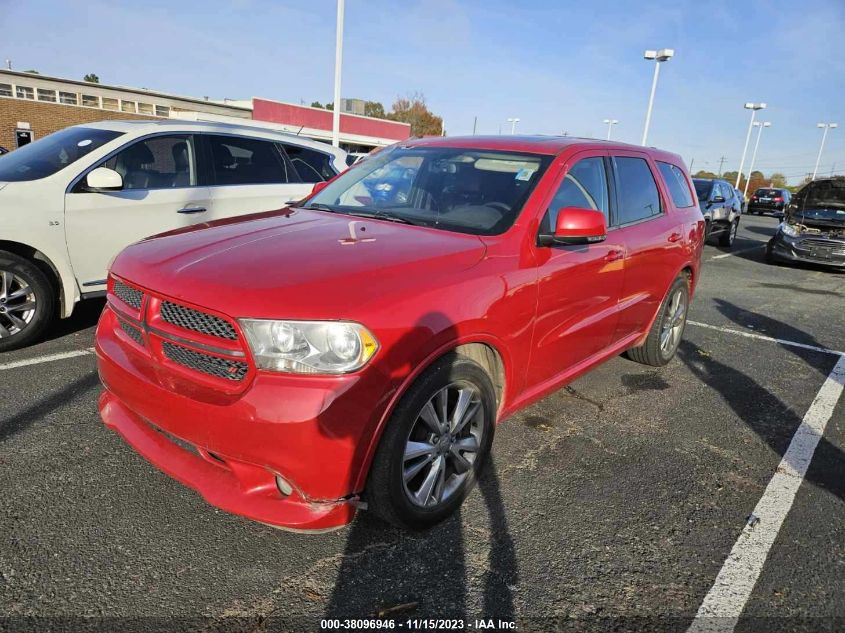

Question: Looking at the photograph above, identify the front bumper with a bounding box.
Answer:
[769,234,845,268]
[748,202,785,214]
[96,306,393,531]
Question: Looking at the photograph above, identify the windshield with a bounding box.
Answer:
[693,179,712,201]
[794,181,845,223]
[0,127,123,182]
[305,146,552,235]
[754,189,781,197]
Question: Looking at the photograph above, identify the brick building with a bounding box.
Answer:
[0,69,410,153]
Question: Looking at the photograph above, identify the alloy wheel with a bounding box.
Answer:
[729,220,738,244]
[402,381,485,508]
[0,270,37,339]
[659,287,686,356]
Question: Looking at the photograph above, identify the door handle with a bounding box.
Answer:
[668,232,683,243]
[604,249,625,262]
[177,205,207,214]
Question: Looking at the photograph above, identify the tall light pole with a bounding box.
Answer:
[812,123,838,180]
[735,102,766,188]
[331,0,345,148]
[604,119,619,140]
[744,121,771,197]
[641,48,674,146]
[506,117,520,135]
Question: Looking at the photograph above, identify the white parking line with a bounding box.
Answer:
[0,348,94,371]
[710,243,766,260]
[687,354,845,633]
[687,320,844,357]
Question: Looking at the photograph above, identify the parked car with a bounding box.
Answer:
[693,178,742,247]
[748,187,790,216]
[96,136,705,531]
[0,120,346,351]
[734,187,747,213]
[766,177,845,269]
[345,152,370,166]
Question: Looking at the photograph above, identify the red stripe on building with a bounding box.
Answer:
[252,98,411,141]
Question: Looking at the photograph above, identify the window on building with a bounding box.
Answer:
[81,94,99,108]
[102,97,118,111]
[120,100,136,113]
[656,161,694,208]
[101,135,195,190]
[137,102,154,115]
[207,135,289,186]
[16,86,34,100]
[155,105,170,117]
[282,144,336,183]
[37,89,57,102]
[613,157,662,224]
[541,157,609,233]
[0,83,12,97]
[59,91,78,105]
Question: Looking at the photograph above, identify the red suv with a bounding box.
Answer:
[96,136,704,531]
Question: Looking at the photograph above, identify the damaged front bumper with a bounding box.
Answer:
[769,229,845,268]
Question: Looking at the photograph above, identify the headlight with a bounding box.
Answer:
[239,319,378,374]
[780,222,800,238]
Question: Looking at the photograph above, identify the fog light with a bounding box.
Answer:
[275,475,293,497]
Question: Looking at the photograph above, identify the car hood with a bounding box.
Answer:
[111,208,488,319]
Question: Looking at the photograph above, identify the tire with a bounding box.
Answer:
[625,274,689,367]
[0,251,56,352]
[366,353,496,530]
[704,220,712,242]
[719,218,739,247]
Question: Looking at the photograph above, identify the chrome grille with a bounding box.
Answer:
[162,341,247,381]
[120,320,144,346]
[113,279,143,310]
[799,238,845,251]
[160,301,238,340]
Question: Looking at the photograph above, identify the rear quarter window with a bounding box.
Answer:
[656,161,694,208]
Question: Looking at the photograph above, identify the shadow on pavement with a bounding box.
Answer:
[42,298,105,342]
[324,455,517,620]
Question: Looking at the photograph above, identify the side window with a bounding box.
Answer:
[656,161,694,208]
[282,144,336,183]
[613,157,661,224]
[207,135,288,186]
[102,135,194,190]
[712,183,724,200]
[543,157,609,231]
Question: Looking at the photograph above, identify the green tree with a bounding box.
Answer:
[364,100,386,119]
[388,92,443,137]
[694,170,717,179]
[83,73,100,83]
[770,172,787,188]
[23,69,39,74]
[310,101,323,109]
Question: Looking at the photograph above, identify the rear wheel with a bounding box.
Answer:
[0,251,55,352]
[626,274,689,367]
[367,354,496,529]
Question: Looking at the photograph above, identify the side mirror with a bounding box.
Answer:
[711,195,725,203]
[540,207,607,246]
[310,181,329,196]
[86,167,123,191]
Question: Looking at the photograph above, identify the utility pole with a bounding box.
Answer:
[472,116,477,135]
[689,158,695,173]
[717,155,727,176]
[331,0,345,148]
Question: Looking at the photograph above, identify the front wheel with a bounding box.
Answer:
[366,354,496,529]
[626,274,689,367]
[719,218,739,247]
[0,251,55,352]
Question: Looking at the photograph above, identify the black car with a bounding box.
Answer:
[693,178,742,247]
[766,178,845,269]
[748,187,790,216]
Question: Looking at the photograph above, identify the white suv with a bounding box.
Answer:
[0,120,347,351]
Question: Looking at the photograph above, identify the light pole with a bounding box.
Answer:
[506,117,520,135]
[744,121,771,197]
[735,102,766,188]
[603,119,619,140]
[812,123,838,180]
[331,0,345,148]
[641,48,674,146]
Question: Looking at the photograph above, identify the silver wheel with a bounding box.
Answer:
[402,381,485,508]
[659,287,687,356]
[0,269,37,339]
[729,220,738,244]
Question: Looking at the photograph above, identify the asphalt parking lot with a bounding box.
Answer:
[1,214,843,633]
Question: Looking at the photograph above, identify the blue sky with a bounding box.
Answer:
[1,0,843,183]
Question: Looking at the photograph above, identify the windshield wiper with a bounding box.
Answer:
[343,209,424,226]
[301,203,338,212]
